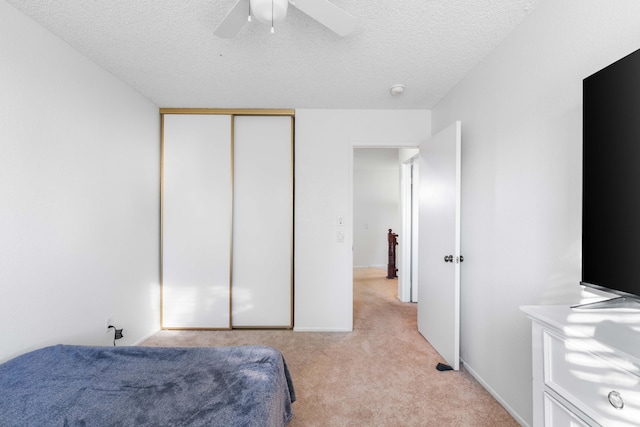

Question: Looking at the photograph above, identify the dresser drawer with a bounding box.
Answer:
[544,392,590,427]
[544,330,640,427]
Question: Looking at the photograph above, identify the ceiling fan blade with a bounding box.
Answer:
[291,0,356,36]
[214,0,250,38]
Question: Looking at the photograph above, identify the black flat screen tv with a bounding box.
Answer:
[580,47,640,309]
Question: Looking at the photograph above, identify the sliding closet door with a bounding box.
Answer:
[232,116,293,327]
[162,114,232,329]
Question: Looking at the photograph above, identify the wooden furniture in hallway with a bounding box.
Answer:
[387,228,398,279]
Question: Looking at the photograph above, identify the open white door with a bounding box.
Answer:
[400,158,420,303]
[417,121,462,370]
[410,161,420,302]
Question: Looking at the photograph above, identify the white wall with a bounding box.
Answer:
[353,149,401,269]
[294,109,429,331]
[0,1,160,363]
[431,1,640,424]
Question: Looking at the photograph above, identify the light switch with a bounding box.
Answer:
[337,216,344,226]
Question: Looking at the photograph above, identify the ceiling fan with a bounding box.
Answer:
[214,0,356,38]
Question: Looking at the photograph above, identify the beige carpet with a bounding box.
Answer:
[142,268,518,426]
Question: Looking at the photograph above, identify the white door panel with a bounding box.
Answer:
[411,162,420,303]
[232,116,293,327]
[400,160,420,303]
[417,121,461,370]
[162,114,232,328]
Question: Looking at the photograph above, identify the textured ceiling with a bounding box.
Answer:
[5,0,539,109]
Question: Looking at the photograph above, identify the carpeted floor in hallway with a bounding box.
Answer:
[142,268,518,426]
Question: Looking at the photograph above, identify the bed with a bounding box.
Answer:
[0,344,295,426]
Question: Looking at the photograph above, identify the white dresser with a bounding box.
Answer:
[521,305,640,427]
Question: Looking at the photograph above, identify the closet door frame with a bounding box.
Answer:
[160,108,294,330]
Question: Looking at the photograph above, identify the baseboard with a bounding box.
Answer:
[460,357,530,427]
[293,326,352,332]
[132,328,161,346]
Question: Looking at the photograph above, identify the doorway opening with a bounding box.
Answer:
[352,147,418,305]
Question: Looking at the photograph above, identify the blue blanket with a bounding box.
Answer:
[0,344,295,426]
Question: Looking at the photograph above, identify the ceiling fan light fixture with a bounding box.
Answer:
[390,84,405,96]
[250,0,288,26]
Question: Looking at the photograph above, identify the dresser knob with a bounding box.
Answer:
[608,390,624,410]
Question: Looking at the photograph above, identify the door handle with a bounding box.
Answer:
[444,255,454,263]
